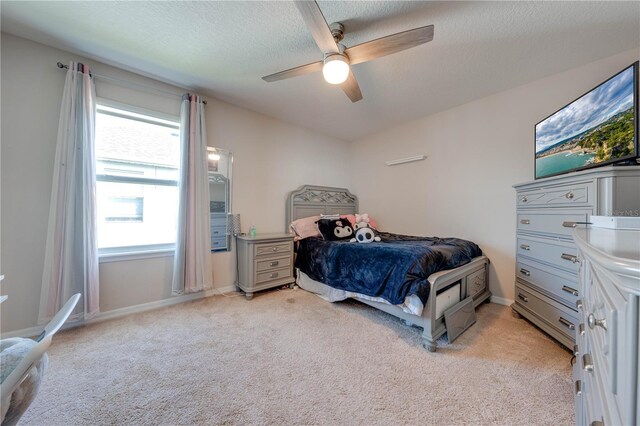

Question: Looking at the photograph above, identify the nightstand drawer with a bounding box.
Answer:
[517,181,592,208]
[255,267,292,285]
[211,236,227,250]
[210,213,227,227]
[210,225,227,238]
[256,255,291,272]
[517,210,590,238]
[254,241,293,257]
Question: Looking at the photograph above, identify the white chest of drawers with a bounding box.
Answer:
[573,226,639,426]
[236,233,295,300]
[512,166,640,349]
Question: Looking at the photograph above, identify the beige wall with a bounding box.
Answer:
[350,48,639,304]
[0,34,352,333]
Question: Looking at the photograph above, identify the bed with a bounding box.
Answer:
[286,185,491,352]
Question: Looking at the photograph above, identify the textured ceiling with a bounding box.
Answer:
[1,1,639,141]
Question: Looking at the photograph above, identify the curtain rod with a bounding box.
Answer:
[56,62,207,104]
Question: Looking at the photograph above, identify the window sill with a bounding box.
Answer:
[99,247,175,263]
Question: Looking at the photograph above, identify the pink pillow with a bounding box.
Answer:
[290,215,321,240]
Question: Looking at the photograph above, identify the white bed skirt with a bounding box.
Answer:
[295,269,425,316]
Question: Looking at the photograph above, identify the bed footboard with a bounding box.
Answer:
[421,255,490,351]
[357,255,490,352]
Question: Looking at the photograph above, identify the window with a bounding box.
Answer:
[95,102,180,254]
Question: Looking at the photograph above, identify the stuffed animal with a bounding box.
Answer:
[350,224,381,243]
[353,213,372,230]
[317,218,353,241]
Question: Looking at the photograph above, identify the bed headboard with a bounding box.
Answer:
[286,185,358,230]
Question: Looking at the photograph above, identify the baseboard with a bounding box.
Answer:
[1,284,239,339]
[490,295,514,306]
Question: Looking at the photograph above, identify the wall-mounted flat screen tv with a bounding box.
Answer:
[535,61,638,179]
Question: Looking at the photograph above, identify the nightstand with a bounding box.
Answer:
[236,233,294,300]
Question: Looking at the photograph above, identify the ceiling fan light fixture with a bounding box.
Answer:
[322,54,350,85]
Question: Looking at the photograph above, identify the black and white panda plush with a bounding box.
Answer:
[350,225,381,244]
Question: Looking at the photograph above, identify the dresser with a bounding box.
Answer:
[236,233,295,300]
[512,166,640,349]
[572,226,639,426]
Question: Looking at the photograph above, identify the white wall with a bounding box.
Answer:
[0,33,352,333]
[350,48,640,303]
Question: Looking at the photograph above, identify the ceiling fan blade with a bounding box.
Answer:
[345,25,434,65]
[294,0,339,54]
[341,70,363,103]
[262,61,323,82]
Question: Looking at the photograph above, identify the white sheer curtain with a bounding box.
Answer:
[172,94,213,294]
[39,62,99,324]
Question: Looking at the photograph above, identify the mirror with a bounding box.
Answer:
[207,147,232,252]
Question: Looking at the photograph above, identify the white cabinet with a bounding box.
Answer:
[573,226,639,426]
[512,166,640,349]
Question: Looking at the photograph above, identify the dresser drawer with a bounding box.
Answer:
[517,181,592,208]
[254,241,293,257]
[517,235,579,273]
[255,266,292,285]
[517,209,590,238]
[516,259,579,308]
[255,255,291,273]
[515,283,578,340]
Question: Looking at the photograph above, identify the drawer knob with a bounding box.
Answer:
[521,196,528,203]
[590,421,604,426]
[575,380,583,395]
[587,313,607,331]
[576,299,583,310]
[561,253,579,263]
[558,317,575,330]
[520,219,530,225]
[269,272,279,278]
[573,344,579,356]
[561,285,579,297]
[562,221,577,228]
[565,191,574,199]
[520,244,530,251]
[517,293,528,303]
[519,268,530,277]
[583,353,594,373]
[272,247,278,252]
[578,323,585,336]
[270,261,279,267]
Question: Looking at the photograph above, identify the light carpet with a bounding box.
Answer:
[19,287,574,425]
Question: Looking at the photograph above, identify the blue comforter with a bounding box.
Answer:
[295,232,482,305]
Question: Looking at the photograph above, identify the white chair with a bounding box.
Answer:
[0,293,81,425]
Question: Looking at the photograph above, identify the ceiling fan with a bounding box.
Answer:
[262,1,434,103]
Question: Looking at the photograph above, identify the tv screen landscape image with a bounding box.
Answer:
[535,62,638,179]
